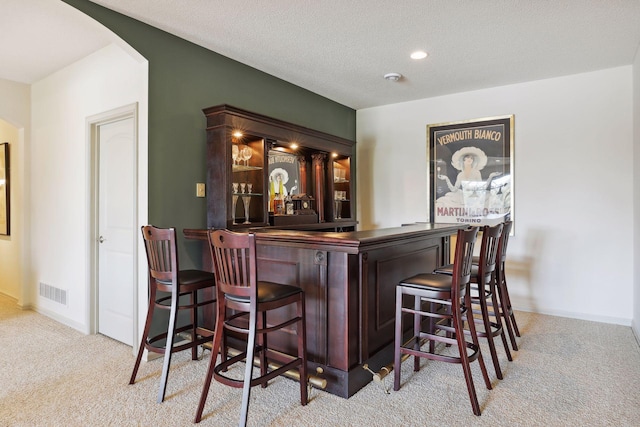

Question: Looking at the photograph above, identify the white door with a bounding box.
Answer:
[97,117,136,346]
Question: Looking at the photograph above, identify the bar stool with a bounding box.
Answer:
[130,225,216,403]
[394,226,492,416]
[195,229,307,426]
[466,221,519,351]
[435,223,512,379]
[494,221,521,350]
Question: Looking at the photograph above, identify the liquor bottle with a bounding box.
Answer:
[269,177,275,212]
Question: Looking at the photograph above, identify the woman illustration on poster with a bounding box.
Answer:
[269,168,299,197]
[436,146,502,211]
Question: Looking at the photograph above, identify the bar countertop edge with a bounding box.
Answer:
[184,223,464,254]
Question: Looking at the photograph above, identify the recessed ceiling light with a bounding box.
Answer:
[410,51,428,60]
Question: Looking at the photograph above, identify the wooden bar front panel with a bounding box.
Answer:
[359,238,443,362]
[185,223,460,398]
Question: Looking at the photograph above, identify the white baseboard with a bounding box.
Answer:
[0,291,33,311]
[143,349,162,362]
[632,319,640,347]
[34,304,88,334]
[0,291,18,303]
[512,296,632,327]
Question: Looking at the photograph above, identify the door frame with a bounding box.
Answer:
[86,103,139,347]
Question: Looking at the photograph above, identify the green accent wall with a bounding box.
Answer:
[62,0,356,268]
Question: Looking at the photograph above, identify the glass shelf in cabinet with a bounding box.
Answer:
[233,164,263,172]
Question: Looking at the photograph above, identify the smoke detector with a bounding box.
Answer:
[383,73,402,82]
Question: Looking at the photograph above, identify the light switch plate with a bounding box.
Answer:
[196,183,205,197]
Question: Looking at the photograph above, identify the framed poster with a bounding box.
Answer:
[268,150,301,196]
[0,142,9,235]
[428,115,513,228]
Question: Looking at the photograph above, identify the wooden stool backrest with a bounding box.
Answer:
[452,226,480,297]
[141,225,178,289]
[208,229,256,300]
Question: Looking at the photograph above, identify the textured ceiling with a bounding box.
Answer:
[4,1,640,109]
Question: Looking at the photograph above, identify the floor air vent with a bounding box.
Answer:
[39,282,67,306]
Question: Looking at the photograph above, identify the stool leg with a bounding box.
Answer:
[456,292,481,416]
[240,309,258,427]
[413,295,421,372]
[298,296,308,405]
[393,286,404,391]
[464,291,492,390]
[490,279,512,362]
[502,274,521,337]
[191,290,198,360]
[259,311,268,388]
[157,288,179,403]
[477,283,503,380]
[497,275,518,351]
[428,301,436,354]
[444,303,454,347]
[194,303,224,423]
[129,282,157,385]
[221,324,228,370]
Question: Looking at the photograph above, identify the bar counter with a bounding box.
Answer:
[184,223,462,398]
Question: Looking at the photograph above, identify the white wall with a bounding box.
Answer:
[633,45,640,339]
[357,67,634,325]
[0,79,30,305]
[30,43,148,332]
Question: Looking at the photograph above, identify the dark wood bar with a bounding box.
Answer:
[185,222,461,398]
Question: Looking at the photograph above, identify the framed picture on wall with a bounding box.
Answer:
[0,142,9,236]
[428,115,514,228]
[268,150,301,198]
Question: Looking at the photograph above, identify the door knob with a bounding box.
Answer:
[98,236,106,243]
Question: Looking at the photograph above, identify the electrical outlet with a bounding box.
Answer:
[196,183,205,197]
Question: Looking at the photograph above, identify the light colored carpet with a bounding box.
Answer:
[1,293,639,427]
